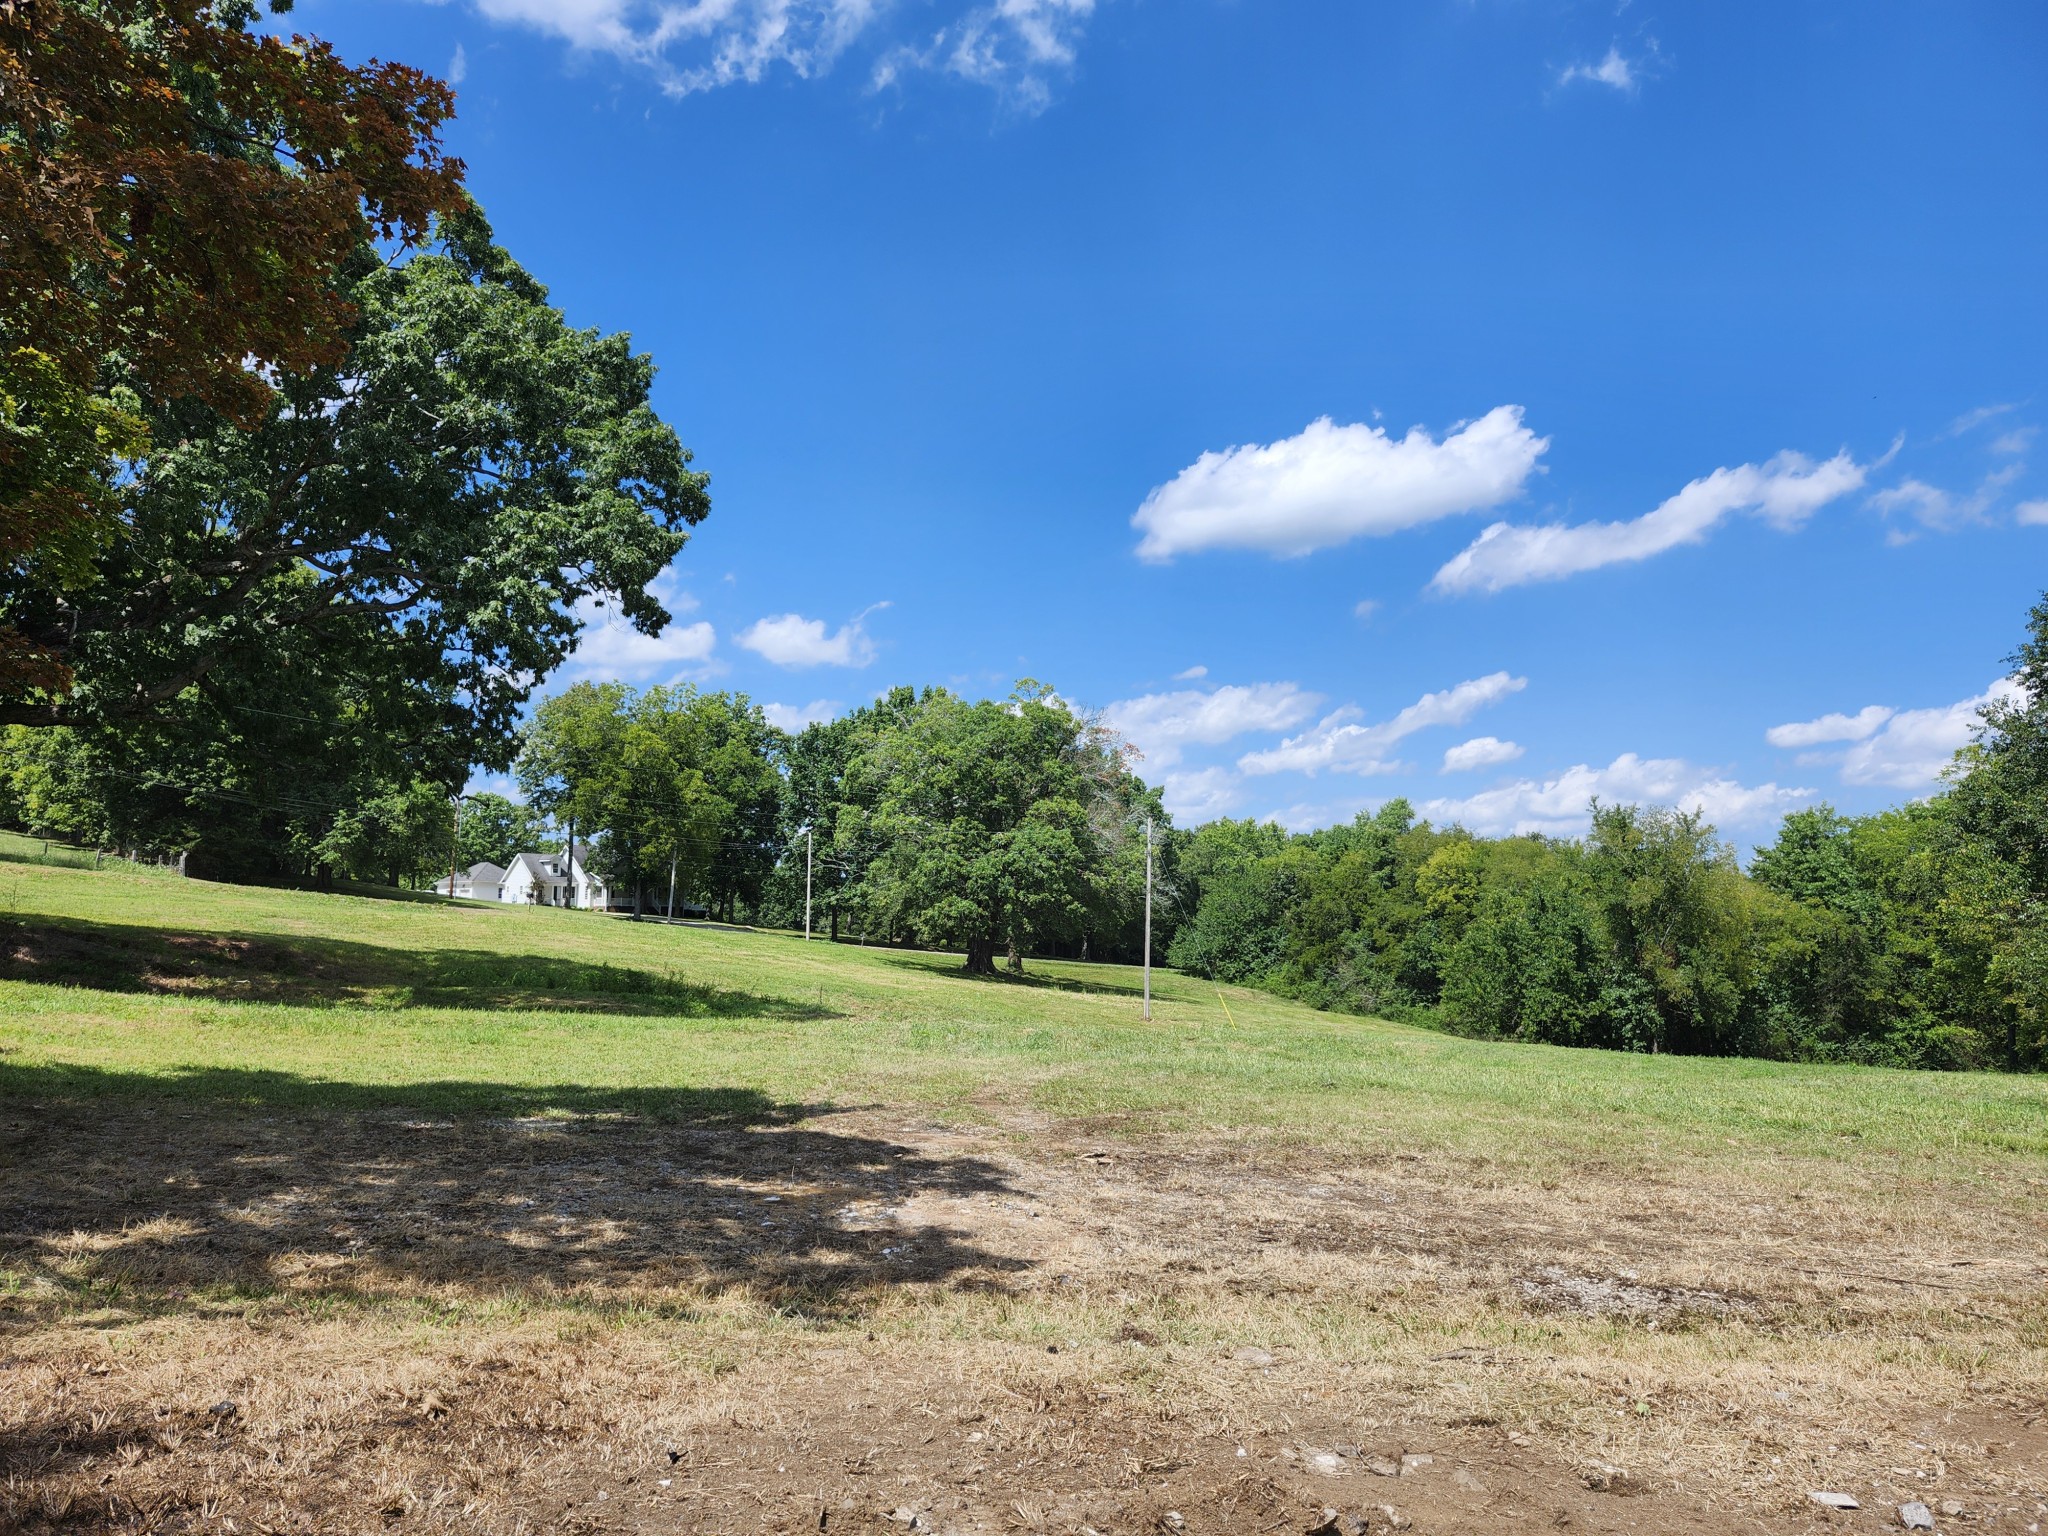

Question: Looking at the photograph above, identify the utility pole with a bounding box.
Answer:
[804,827,814,941]
[667,855,678,923]
[447,795,463,901]
[1143,816,1153,1021]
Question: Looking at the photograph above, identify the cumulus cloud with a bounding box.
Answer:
[1101,682,1321,768]
[1239,672,1526,777]
[2018,499,2048,526]
[1422,755,1810,838]
[1557,45,1639,93]
[1160,767,1243,822]
[762,699,841,732]
[1441,736,1524,774]
[1764,704,1894,750]
[736,604,886,668]
[446,0,1091,105]
[1836,678,2024,788]
[1432,448,1869,595]
[1132,406,1548,562]
[567,615,716,681]
[561,571,715,682]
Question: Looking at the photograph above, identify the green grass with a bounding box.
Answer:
[2,854,2044,1184]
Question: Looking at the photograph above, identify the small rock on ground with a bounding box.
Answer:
[1898,1503,1935,1531]
[1809,1492,1861,1510]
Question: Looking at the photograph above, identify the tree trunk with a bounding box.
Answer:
[1006,936,1023,974]
[964,937,997,974]
[830,905,839,943]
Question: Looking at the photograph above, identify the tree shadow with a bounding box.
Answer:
[0,1061,1031,1330]
[873,948,1150,999]
[0,914,840,1020]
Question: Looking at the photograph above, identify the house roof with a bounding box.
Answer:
[465,862,506,882]
[509,852,568,883]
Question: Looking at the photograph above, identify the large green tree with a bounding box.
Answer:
[517,683,776,917]
[846,683,1152,974]
[2,207,708,782]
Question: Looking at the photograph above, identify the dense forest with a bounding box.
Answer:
[7,594,2048,1070]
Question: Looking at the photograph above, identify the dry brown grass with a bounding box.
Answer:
[4,1091,2044,1535]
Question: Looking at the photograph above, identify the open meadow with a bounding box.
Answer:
[2,848,2045,1535]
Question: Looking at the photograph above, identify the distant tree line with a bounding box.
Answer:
[6,594,2048,1074]
[6,595,2048,1066]
[1161,598,2048,1074]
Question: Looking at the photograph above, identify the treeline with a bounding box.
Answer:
[1163,599,2048,1073]
[6,607,2048,1065]
[0,680,1163,973]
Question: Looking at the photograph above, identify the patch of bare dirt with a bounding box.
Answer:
[2,1095,2045,1534]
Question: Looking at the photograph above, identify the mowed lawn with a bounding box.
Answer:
[5,846,2048,1535]
[1,848,2041,1182]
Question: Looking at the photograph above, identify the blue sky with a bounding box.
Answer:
[294,0,2047,846]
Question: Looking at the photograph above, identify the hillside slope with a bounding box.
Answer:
[2,858,2045,1533]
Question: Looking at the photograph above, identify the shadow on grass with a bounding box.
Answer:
[0,1060,1029,1330]
[872,948,1149,999]
[0,914,840,1020]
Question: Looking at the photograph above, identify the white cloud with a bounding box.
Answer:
[1239,672,1527,777]
[736,604,886,668]
[2017,499,2048,526]
[1870,464,2023,533]
[1441,735,1524,773]
[1132,406,1548,562]
[1353,599,1380,622]
[1432,448,1869,595]
[1160,767,1243,822]
[1992,427,2036,456]
[448,0,1091,105]
[1422,755,1810,838]
[561,572,714,682]
[1557,45,1638,93]
[1263,800,1366,834]
[1945,402,2017,438]
[1764,704,1894,750]
[1172,664,1208,681]
[762,699,841,732]
[1837,678,2024,789]
[1101,682,1321,768]
[449,42,469,84]
[874,0,1094,111]
[566,615,716,681]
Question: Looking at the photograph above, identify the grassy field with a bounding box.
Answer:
[3,851,2045,1534]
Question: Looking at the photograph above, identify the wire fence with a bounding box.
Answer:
[0,831,184,878]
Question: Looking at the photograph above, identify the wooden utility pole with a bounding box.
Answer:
[1143,816,1153,1021]
[804,827,814,941]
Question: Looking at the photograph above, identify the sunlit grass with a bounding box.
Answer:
[1,855,2043,1188]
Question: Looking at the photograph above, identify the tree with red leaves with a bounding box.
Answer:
[0,0,465,696]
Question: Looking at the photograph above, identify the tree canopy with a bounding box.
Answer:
[841,683,1156,973]
[1,0,465,694]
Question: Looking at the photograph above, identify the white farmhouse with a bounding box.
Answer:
[439,844,612,909]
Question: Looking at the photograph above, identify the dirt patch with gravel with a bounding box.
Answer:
[3,1095,2045,1534]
